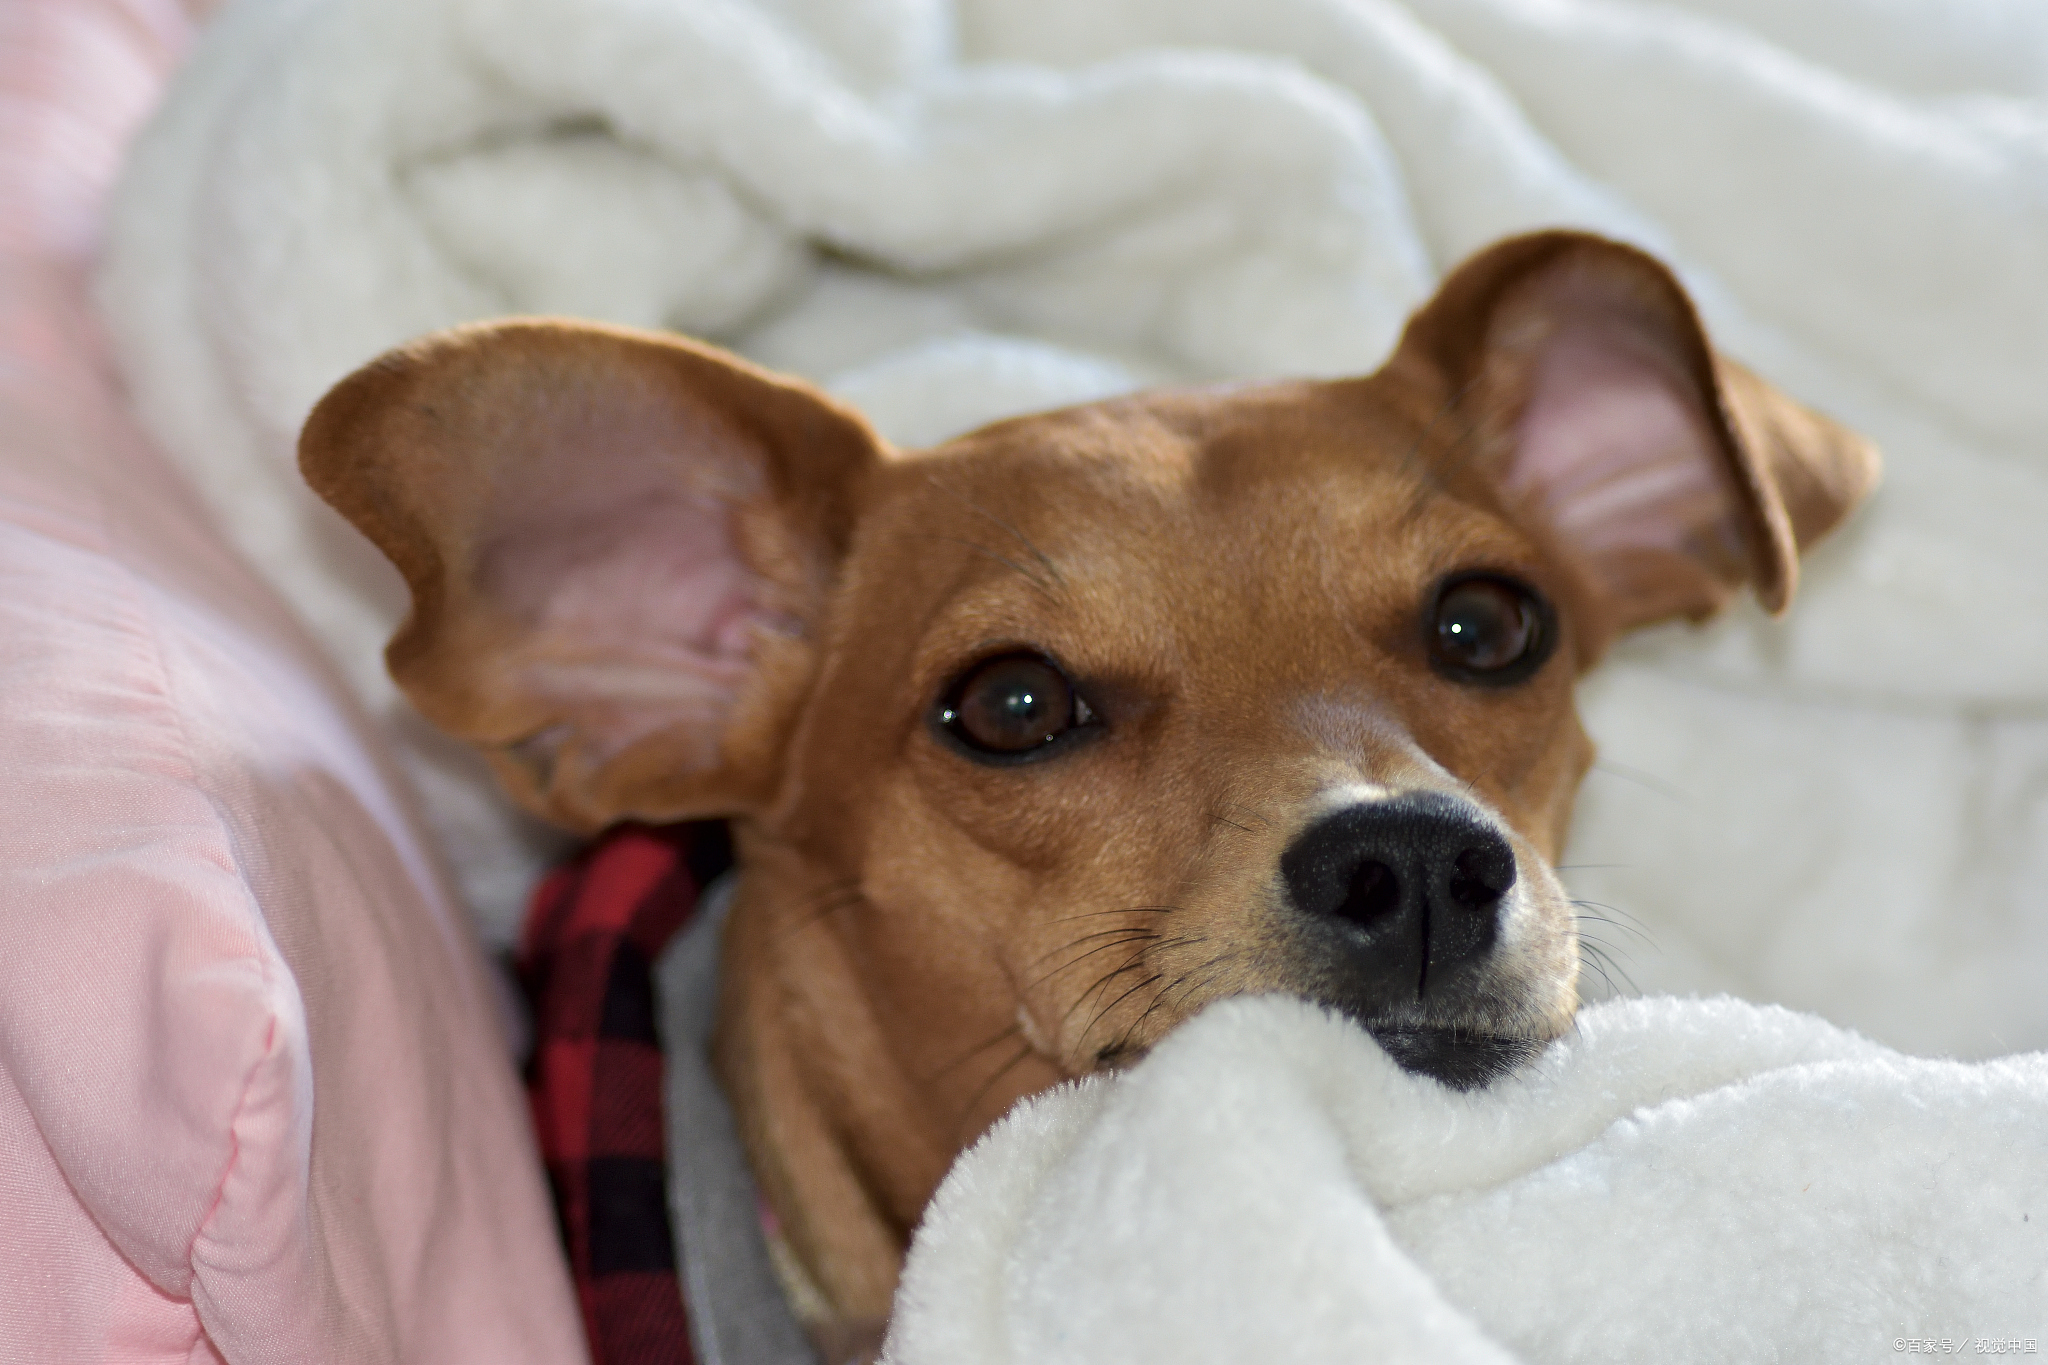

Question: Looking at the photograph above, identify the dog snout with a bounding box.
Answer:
[1280,791,1517,997]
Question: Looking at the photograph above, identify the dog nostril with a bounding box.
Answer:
[1335,860,1400,928]
[1447,847,1513,910]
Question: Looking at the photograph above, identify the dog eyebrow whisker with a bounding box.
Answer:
[1428,387,1498,489]
[923,476,1068,588]
[1410,375,1515,524]
[1396,375,1483,526]
[907,534,1062,602]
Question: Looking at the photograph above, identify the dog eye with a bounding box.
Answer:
[1428,575,1555,685]
[937,652,1096,760]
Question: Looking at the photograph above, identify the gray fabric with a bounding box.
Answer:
[655,878,819,1365]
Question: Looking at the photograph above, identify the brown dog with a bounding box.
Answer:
[300,231,1876,1343]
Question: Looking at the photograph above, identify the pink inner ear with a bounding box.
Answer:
[1502,318,1741,597]
[470,393,796,770]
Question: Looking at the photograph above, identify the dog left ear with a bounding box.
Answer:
[1385,231,1879,655]
[301,319,886,832]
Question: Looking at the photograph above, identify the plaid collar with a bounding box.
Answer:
[520,822,816,1365]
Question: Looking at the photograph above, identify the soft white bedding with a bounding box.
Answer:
[99,0,2048,1055]
[97,0,2048,1352]
[883,994,2048,1363]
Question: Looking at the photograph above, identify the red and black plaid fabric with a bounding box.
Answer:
[519,820,734,1365]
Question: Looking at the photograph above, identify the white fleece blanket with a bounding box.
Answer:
[884,995,2048,1363]
[100,0,2048,1058]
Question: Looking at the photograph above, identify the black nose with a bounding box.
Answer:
[1279,791,1517,1002]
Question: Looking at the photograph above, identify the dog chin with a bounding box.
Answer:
[1363,1023,1549,1091]
[1087,1010,1551,1089]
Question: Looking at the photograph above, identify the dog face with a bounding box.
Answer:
[302,231,1876,1310]
[776,381,1602,1089]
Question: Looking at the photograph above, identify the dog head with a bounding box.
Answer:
[303,229,1875,1106]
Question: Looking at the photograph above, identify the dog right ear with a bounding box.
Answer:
[1383,231,1879,662]
[300,319,886,832]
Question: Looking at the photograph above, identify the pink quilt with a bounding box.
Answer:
[0,2,587,1359]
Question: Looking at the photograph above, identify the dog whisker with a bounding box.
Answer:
[1091,935,1209,1048]
[1223,802,1272,830]
[1058,956,1150,1034]
[953,1040,1038,1140]
[1027,925,1160,969]
[1569,896,1654,930]
[1024,930,1158,993]
[1143,934,1208,958]
[1575,947,1620,999]
[775,879,864,944]
[1576,939,1639,997]
[1573,928,1649,971]
[1590,761,1689,804]
[1571,900,1658,949]
[1572,917,1657,955]
[1050,906,1178,925]
[1120,972,1184,1050]
[924,1023,1024,1084]
[1208,798,1278,842]
[1166,949,1240,1015]
[1053,927,1206,1040]
[1571,920,1643,959]
[1081,971,1165,1051]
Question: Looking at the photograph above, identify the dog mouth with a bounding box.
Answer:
[1364,1024,1547,1090]
[1092,1042,1149,1072]
[1090,1020,1548,1090]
